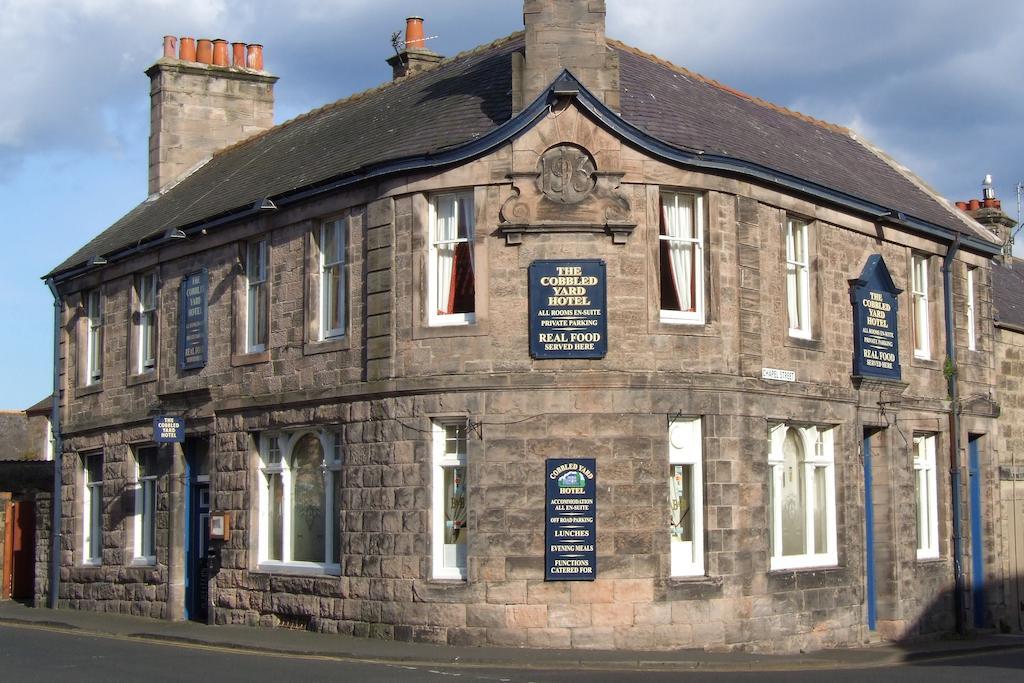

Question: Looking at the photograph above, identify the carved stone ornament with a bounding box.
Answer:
[499,143,635,245]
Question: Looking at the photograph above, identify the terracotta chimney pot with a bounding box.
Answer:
[179,36,196,62]
[246,44,264,70]
[232,42,247,68]
[405,16,425,49]
[196,39,213,64]
[163,35,177,59]
[968,199,981,211]
[983,198,998,208]
[212,39,229,66]
[955,201,968,211]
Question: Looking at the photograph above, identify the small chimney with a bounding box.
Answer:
[146,35,278,195]
[518,0,619,111]
[387,16,444,80]
[955,174,1016,248]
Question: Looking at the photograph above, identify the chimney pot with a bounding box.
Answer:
[163,35,177,59]
[955,201,968,211]
[232,42,247,68]
[984,198,998,208]
[179,36,196,62]
[969,199,981,211]
[212,39,229,67]
[246,44,264,71]
[196,39,213,64]
[405,16,426,50]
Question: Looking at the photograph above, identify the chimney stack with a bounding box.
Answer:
[517,0,619,111]
[955,174,1016,248]
[146,35,278,196]
[387,16,444,80]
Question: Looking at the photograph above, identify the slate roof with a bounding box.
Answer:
[49,32,994,278]
[994,259,1024,329]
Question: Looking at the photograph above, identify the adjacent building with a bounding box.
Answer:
[41,1,1017,652]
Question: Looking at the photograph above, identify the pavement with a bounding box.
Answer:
[1,599,1023,673]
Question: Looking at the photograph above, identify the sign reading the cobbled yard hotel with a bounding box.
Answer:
[850,254,902,381]
[545,458,597,581]
[178,270,209,371]
[529,260,607,359]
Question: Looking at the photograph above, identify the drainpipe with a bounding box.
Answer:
[45,279,63,610]
[942,235,966,635]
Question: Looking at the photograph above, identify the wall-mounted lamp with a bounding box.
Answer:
[166,228,187,240]
[256,197,278,211]
[90,255,108,266]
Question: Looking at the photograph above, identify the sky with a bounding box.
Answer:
[1,0,1022,409]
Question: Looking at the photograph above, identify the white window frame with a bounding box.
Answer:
[428,192,476,327]
[132,447,158,565]
[669,418,704,577]
[432,420,468,580]
[966,267,977,351]
[257,431,341,574]
[659,191,705,325]
[912,255,930,359]
[913,434,940,560]
[246,239,269,353]
[137,271,158,373]
[768,424,837,570]
[319,219,347,340]
[85,288,103,384]
[82,451,103,566]
[786,217,812,339]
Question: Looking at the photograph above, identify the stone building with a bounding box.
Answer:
[42,1,1010,652]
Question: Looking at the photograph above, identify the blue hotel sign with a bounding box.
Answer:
[529,260,607,359]
[545,458,597,581]
[153,416,185,443]
[178,270,208,371]
[850,255,902,380]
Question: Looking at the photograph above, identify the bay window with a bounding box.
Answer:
[432,420,468,579]
[258,431,341,572]
[659,191,704,324]
[768,424,837,570]
[429,193,476,326]
[669,418,704,577]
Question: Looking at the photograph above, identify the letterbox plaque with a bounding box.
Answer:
[545,458,597,581]
[529,259,607,359]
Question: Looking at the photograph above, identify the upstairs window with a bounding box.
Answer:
[966,267,977,351]
[85,288,103,384]
[432,420,468,579]
[659,192,704,324]
[320,219,347,340]
[913,434,939,559]
[768,424,837,570]
[912,255,930,359]
[786,217,812,338]
[429,193,476,326]
[246,239,269,353]
[136,271,158,373]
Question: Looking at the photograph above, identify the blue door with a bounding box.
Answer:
[968,435,985,628]
[184,438,211,622]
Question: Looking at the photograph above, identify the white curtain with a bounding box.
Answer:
[436,197,456,314]
[663,199,694,311]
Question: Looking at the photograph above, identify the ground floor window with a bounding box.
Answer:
[133,447,158,564]
[768,423,837,570]
[82,451,103,565]
[913,434,939,559]
[432,420,468,579]
[669,417,704,576]
[258,431,342,572]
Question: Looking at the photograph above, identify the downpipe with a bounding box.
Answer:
[45,278,63,610]
[942,236,966,636]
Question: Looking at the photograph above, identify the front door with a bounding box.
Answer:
[968,435,985,628]
[185,439,210,622]
[863,430,878,631]
[10,501,35,600]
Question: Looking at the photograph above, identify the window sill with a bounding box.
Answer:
[127,372,157,387]
[232,350,270,367]
[304,336,351,356]
[129,558,157,567]
[254,562,341,577]
[650,318,718,338]
[75,383,104,399]
[415,320,487,340]
[915,553,942,564]
[768,559,840,574]
[910,355,940,370]
[80,560,102,569]
[784,335,824,352]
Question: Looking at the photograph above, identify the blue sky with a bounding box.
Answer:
[2,0,1022,409]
